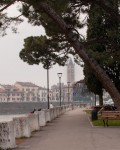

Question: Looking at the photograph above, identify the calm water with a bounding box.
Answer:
[0,101,87,122]
[0,102,52,115]
[0,102,68,122]
[0,102,69,115]
[0,102,49,122]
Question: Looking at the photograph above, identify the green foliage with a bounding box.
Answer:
[84,64,103,96]
[0,0,23,36]
[20,35,69,69]
[0,0,12,4]
[84,0,120,96]
[19,0,86,68]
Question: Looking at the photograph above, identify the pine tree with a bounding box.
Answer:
[84,0,120,106]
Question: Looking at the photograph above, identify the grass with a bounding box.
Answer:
[84,109,92,114]
[92,119,120,126]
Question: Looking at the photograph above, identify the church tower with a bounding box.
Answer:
[67,58,75,84]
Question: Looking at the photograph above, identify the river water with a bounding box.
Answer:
[0,102,51,122]
[0,102,57,115]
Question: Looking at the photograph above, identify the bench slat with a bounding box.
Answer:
[100,111,120,120]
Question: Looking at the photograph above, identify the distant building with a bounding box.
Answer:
[15,82,40,102]
[73,80,91,102]
[50,58,75,103]
[51,83,73,103]
[39,86,47,102]
[67,58,75,85]
[0,84,23,102]
[51,85,59,102]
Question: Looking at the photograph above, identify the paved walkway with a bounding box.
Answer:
[16,108,120,150]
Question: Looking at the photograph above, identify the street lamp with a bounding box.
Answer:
[47,68,50,109]
[67,82,70,104]
[57,73,62,106]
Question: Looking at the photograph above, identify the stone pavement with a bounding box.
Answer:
[15,108,120,150]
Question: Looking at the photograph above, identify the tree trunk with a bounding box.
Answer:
[21,1,120,108]
[94,94,96,106]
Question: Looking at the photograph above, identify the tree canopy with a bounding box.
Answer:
[84,0,120,106]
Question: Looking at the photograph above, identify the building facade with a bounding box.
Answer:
[0,84,23,102]
[15,82,40,102]
[39,87,47,102]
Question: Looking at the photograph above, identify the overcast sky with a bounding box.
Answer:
[0,3,86,88]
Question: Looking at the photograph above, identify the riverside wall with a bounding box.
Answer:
[0,104,74,149]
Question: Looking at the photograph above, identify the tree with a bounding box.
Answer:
[23,1,120,106]
[84,0,120,106]
[20,35,69,69]
[84,65,103,106]
[0,0,120,108]
[0,0,23,36]
[83,3,104,106]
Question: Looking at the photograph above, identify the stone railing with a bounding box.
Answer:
[0,104,74,149]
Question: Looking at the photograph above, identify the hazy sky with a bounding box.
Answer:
[0,3,86,88]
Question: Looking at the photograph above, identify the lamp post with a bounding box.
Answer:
[57,73,62,106]
[67,82,70,104]
[47,68,50,109]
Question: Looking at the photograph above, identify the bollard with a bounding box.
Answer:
[13,116,31,138]
[0,121,16,149]
[45,109,51,122]
[28,114,40,132]
[38,110,46,127]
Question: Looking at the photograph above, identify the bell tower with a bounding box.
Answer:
[67,58,75,84]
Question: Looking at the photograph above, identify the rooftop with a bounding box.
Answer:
[15,82,39,87]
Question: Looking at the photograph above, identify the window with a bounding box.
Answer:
[26,89,30,92]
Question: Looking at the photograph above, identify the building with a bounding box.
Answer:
[0,84,23,102]
[73,80,91,102]
[49,58,75,103]
[39,86,47,102]
[67,58,75,85]
[15,82,40,102]
[51,83,73,103]
[51,84,62,102]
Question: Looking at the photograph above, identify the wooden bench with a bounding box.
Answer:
[99,111,120,126]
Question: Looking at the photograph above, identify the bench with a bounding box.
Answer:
[99,111,120,126]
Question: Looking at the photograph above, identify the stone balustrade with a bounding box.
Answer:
[0,121,16,149]
[38,110,46,127]
[0,104,73,149]
[13,116,31,138]
[28,113,40,132]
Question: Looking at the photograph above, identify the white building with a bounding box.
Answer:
[0,82,53,103]
[39,87,47,102]
[15,82,40,102]
[51,85,59,102]
[0,84,23,102]
[51,83,73,103]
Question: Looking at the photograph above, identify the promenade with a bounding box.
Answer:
[16,108,120,150]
